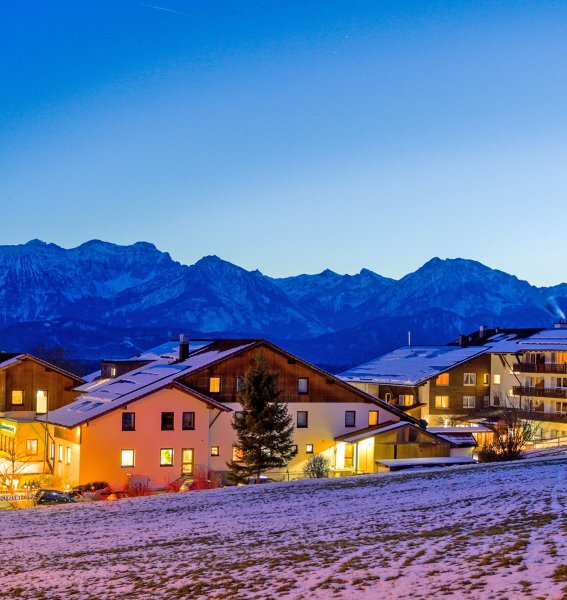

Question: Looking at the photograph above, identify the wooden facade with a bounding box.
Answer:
[179,343,393,408]
[0,356,83,414]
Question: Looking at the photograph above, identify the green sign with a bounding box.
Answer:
[0,422,16,435]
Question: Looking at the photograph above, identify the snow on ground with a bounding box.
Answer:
[0,457,565,600]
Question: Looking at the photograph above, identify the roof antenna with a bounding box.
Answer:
[408,331,411,346]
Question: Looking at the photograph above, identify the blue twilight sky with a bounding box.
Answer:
[1,1,567,285]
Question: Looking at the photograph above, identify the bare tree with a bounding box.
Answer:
[478,394,541,462]
[0,438,36,491]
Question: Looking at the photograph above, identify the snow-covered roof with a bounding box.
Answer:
[435,433,478,447]
[339,345,489,386]
[489,328,567,353]
[45,341,255,428]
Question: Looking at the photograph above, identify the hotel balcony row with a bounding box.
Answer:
[511,386,567,400]
[512,362,567,375]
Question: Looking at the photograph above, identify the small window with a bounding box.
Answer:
[182,412,195,430]
[160,448,174,466]
[297,411,308,428]
[49,442,55,461]
[210,446,220,457]
[66,447,72,464]
[26,439,38,456]
[483,373,490,385]
[345,411,356,427]
[58,445,63,462]
[235,376,245,393]
[298,378,309,394]
[463,396,476,408]
[161,412,174,431]
[436,373,449,386]
[11,390,23,406]
[36,390,48,414]
[209,377,221,393]
[232,446,243,462]
[398,394,414,407]
[493,374,501,384]
[306,444,314,454]
[368,411,379,426]
[434,395,449,409]
[122,412,135,431]
[121,449,135,468]
[110,366,117,377]
[384,392,392,403]
[463,373,476,386]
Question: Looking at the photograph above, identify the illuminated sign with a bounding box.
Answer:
[0,422,16,435]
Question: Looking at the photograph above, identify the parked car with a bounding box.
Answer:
[34,489,76,505]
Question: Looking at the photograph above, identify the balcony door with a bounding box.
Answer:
[181,448,194,476]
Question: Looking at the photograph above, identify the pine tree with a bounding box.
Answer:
[227,354,296,483]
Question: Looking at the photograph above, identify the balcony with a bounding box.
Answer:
[513,362,567,375]
[512,386,567,400]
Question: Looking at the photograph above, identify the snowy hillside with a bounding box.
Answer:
[0,239,565,367]
[0,457,565,599]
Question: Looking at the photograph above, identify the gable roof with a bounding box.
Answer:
[0,353,84,384]
[339,345,489,386]
[45,340,253,428]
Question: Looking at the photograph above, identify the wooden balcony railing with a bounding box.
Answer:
[513,362,567,375]
[512,386,567,399]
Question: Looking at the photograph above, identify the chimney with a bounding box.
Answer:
[479,325,486,339]
[179,334,190,361]
[458,334,466,346]
[554,321,567,329]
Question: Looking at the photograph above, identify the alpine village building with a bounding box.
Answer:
[0,353,84,489]
[339,324,567,443]
[42,337,470,490]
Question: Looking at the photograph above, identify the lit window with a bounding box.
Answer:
[160,448,174,466]
[434,395,449,409]
[182,412,195,430]
[463,396,476,408]
[122,412,135,431]
[345,411,356,427]
[11,390,23,406]
[297,411,308,428]
[58,445,63,462]
[493,374,501,384]
[182,448,194,475]
[110,366,117,377]
[121,449,135,468]
[306,444,314,454]
[399,394,414,407]
[232,446,243,462]
[298,378,309,394]
[463,373,476,386]
[50,442,55,461]
[436,373,449,386]
[161,412,174,430]
[384,393,392,403]
[36,390,48,414]
[26,439,38,455]
[368,411,379,426]
[235,376,245,392]
[210,446,220,457]
[483,373,490,385]
[209,377,221,393]
[66,447,72,464]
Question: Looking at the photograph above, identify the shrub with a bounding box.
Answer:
[303,455,330,478]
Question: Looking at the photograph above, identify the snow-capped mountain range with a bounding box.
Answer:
[0,239,565,371]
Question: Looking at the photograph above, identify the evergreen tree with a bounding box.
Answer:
[227,354,296,483]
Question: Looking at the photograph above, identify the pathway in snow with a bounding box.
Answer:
[0,457,565,599]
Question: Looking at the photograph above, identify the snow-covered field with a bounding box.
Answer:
[0,457,565,600]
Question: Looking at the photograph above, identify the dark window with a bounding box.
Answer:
[161,412,174,431]
[235,376,245,392]
[345,411,356,427]
[122,412,135,431]
[298,378,309,394]
[297,411,308,428]
[182,412,195,430]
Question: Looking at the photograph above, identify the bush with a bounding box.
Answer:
[303,455,330,478]
[478,444,523,463]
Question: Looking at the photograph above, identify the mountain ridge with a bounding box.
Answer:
[0,239,564,370]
